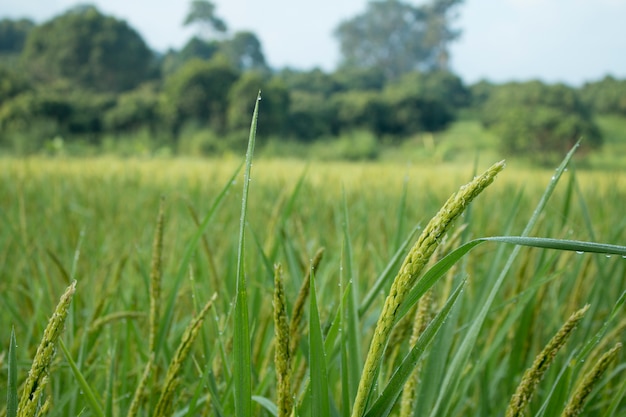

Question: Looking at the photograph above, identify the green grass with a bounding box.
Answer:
[1,116,626,416]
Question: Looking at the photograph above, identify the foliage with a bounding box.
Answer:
[103,83,161,133]
[332,66,386,92]
[220,31,268,71]
[183,0,227,39]
[0,18,35,55]
[163,57,239,133]
[313,129,381,161]
[332,91,389,135]
[279,68,339,96]
[286,91,339,141]
[21,5,154,92]
[227,72,289,136]
[0,85,114,150]
[481,81,602,163]
[334,0,463,80]
[580,75,626,116]
[383,72,458,136]
[161,36,221,75]
[0,66,31,107]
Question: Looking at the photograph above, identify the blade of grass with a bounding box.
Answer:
[309,265,331,417]
[7,327,18,417]
[363,280,466,417]
[482,236,626,256]
[233,91,261,417]
[58,339,105,417]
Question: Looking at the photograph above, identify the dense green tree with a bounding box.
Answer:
[0,66,31,107]
[163,57,239,133]
[220,31,268,71]
[0,18,35,55]
[279,68,339,96]
[380,71,461,135]
[0,84,114,148]
[580,75,626,116]
[332,67,386,92]
[334,0,463,80]
[21,5,154,92]
[227,72,288,136]
[103,84,161,133]
[161,37,220,75]
[331,91,389,135]
[183,0,227,39]
[468,79,496,107]
[482,81,602,162]
[382,90,453,136]
[180,37,221,62]
[287,91,338,141]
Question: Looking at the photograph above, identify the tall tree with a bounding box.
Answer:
[220,31,268,71]
[183,0,228,40]
[334,0,463,80]
[0,18,35,55]
[163,57,239,133]
[21,5,154,92]
[481,81,602,163]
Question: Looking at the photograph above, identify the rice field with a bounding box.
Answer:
[1,145,625,416]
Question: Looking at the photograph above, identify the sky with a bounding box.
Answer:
[2,0,625,86]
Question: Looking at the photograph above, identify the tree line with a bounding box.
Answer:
[0,0,624,161]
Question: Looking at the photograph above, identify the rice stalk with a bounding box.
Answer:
[153,293,218,417]
[149,197,165,356]
[506,305,589,417]
[561,342,622,417]
[289,247,325,359]
[17,281,77,417]
[273,264,292,417]
[87,311,146,333]
[399,288,433,417]
[351,160,505,417]
[125,353,154,417]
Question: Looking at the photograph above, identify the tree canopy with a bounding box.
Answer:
[334,0,463,80]
[0,18,35,55]
[21,5,154,92]
[183,0,227,39]
[580,75,626,116]
[481,81,602,163]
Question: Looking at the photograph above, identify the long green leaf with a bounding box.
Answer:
[482,236,626,256]
[309,265,331,417]
[234,92,261,417]
[398,236,626,328]
[58,339,105,417]
[363,280,466,417]
[7,327,18,417]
